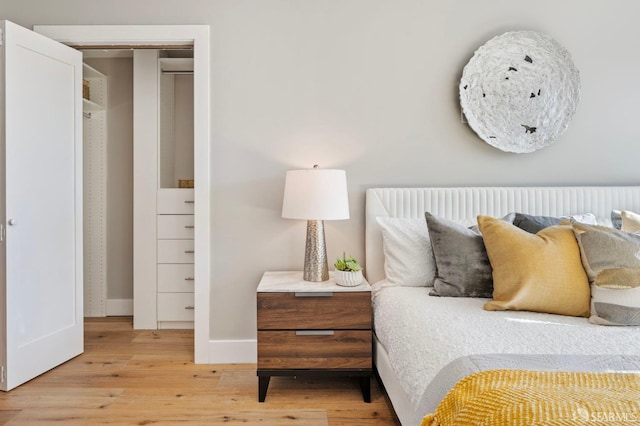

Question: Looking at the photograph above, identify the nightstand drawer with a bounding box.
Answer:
[157,215,194,239]
[257,292,371,330]
[257,330,371,369]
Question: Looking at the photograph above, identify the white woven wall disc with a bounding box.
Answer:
[459,31,580,153]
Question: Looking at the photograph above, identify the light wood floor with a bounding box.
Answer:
[0,317,400,425]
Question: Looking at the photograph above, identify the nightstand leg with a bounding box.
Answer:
[360,376,371,403]
[258,375,270,402]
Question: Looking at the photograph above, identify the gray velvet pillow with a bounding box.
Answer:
[425,212,514,298]
[513,213,561,233]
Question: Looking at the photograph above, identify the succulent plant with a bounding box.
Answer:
[334,252,362,272]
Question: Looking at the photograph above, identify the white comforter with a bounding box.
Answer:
[372,284,640,413]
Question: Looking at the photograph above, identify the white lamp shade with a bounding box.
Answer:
[282,168,350,220]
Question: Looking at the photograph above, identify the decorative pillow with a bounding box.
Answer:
[425,212,514,298]
[611,210,622,230]
[512,213,562,233]
[590,271,640,326]
[621,210,640,233]
[596,216,614,228]
[513,212,597,233]
[377,217,436,287]
[478,216,590,317]
[513,213,561,234]
[572,223,640,325]
[568,213,598,226]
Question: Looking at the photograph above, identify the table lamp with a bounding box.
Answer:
[282,165,350,281]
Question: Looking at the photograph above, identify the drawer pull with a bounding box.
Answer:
[185,306,195,310]
[296,330,334,336]
[184,250,195,254]
[184,200,195,204]
[185,277,195,281]
[184,225,195,229]
[294,292,333,298]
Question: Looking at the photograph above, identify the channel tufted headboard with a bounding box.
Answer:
[365,186,640,285]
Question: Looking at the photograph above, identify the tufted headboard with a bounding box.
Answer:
[365,186,640,285]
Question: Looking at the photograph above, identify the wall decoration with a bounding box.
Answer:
[459,31,580,153]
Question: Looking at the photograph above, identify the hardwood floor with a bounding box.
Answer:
[0,317,400,425]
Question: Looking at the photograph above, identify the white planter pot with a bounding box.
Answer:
[334,269,363,287]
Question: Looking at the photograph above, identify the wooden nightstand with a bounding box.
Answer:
[256,271,372,402]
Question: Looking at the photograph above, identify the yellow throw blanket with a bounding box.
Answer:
[422,369,640,426]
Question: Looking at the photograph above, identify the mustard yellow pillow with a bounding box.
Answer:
[478,215,590,317]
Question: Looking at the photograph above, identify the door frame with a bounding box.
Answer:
[33,25,211,363]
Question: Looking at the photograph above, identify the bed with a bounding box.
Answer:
[365,186,640,425]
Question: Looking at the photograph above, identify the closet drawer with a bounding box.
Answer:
[157,264,195,292]
[157,189,195,214]
[157,240,194,263]
[157,215,194,239]
[157,293,195,321]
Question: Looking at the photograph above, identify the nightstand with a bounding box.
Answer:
[256,271,372,402]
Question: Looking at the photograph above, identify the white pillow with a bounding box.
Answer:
[377,217,436,287]
[596,216,614,228]
[566,212,598,225]
[622,210,640,233]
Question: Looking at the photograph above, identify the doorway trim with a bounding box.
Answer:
[33,25,211,363]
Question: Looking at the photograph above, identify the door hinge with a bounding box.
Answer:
[0,29,3,46]
[1,366,5,383]
[0,224,4,242]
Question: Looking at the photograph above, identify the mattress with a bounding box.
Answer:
[372,283,640,421]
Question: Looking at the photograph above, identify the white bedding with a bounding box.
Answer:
[366,186,640,425]
[372,282,640,419]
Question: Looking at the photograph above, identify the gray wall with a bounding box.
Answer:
[2,1,639,342]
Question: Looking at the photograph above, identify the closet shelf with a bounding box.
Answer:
[83,63,106,79]
[83,98,104,111]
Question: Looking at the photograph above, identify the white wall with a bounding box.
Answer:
[2,0,640,348]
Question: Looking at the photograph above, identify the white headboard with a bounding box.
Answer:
[365,186,640,285]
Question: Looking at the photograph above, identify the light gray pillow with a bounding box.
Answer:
[425,212,514,298]
[573,223,640,325]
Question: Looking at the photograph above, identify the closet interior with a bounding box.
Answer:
[81,48,195,330]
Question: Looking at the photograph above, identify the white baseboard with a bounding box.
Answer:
[208,339,257,364]
[106,299,134,316]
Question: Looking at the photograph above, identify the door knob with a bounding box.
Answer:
[8,219,17,226]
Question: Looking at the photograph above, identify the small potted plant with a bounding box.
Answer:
[334,252,363,287]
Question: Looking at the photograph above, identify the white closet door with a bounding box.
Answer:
[1,20,83,391]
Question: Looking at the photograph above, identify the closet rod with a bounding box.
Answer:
[161,71,194,75]
[71,44,193,50]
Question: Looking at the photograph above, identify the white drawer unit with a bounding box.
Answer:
[157,264,195,293]
[157,293,195,322]
[156,188,194,329]
[157,188,195,214]
[157,239,194,264]
[132,52,197,331]
[157,215,195,239]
